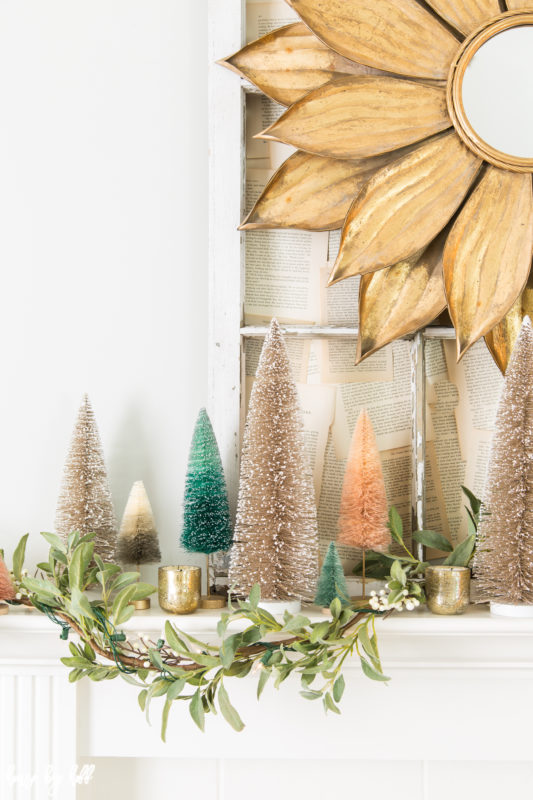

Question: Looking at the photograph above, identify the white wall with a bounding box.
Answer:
[0,0,208,580]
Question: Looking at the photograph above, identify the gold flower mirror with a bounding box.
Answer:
[222,3,533,372]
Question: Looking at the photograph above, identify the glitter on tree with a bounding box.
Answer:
[229,318,319,601]
[55,394,117,563]
[338,408,390,597]
[117,481,161,566]
[474,317,533,608]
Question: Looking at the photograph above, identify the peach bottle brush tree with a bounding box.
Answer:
[338,408,390,598]
[0,554,15,604]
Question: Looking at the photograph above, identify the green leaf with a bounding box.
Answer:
[461,485,481,516]
[69,542,94,591]
[189,689,205,732]
[248,583,260,609]
[130,582,157,601]
[443,534,476,567]
[390,560,406,587]
[310,621,330,643]
[219,634,239,668]
[188,651,220,669]
[412,529,453,552]
[241,626,262,646]
[329,597,341,620]
[360,657,390,682]
[23,576,62,598]
[70,587,98,621]
[161,698,172,742]
[324,692,341,714]
[138,689,148,712]
[218,683,245,732]
[388,507,403,544]
[12,534,29,581]
[333,675,345,703]
[40,532,66,553]
[112,585,137,625]
[358,624,379,665]
[110,572,140,593]
[164,622,190,656]
[281,614,311,633]
[300,690,322,700]
[257,668,270,700]
[167,678,186,700]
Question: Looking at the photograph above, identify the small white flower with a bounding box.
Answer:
[370,590,377,597]
[379,589,386,596]
[15,592,22,600]
[402,589,408,596]
[143,661,150,668]
[413,599,420,607]
[406,601,414,611]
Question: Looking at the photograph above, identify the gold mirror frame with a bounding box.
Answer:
[222,1,533,372]
[448,11,533,173]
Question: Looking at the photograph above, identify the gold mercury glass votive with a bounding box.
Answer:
[425,565,470,615]
[158,565,201,614]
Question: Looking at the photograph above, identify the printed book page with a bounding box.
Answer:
[246,1,299,42]
[244,169,328,324]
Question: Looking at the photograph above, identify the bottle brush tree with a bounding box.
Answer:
[181,408,233,597]
[0,555,15,602]
[229,318,319,602]
[117,481,161,567]
[474,317,533,611]
[314,542,349,608]
[55,394,117,563]
[338,408,390,598]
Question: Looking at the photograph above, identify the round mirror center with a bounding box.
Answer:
[461,25,533,159]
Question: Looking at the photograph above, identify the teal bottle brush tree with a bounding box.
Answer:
[314,542,349,610]
[181,408,233,608]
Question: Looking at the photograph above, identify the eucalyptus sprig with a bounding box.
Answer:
[6,532,392,740]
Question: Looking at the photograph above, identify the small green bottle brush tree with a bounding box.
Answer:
[314,542,349,608]
[181,408,233,606]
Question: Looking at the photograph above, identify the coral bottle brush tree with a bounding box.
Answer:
[338,408,390,597]
[229,318,319,607]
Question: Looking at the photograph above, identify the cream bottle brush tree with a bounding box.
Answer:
[55,394,117,563]
[338,408,390,599]
[474,317,533,614]
[229,318,319,606]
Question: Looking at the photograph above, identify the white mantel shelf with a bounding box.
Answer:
[3,602,533,785]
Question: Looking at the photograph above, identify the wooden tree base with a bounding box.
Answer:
[200,595,227,609]
[132,598,151,611]
[0,603,8,615]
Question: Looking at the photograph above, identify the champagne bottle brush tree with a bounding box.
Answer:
[338,408,390,599]
[116,481,162,610]
[55,394,118,563]
[474,317,533,616]
[181,408,233,608]
[229,319,319,610]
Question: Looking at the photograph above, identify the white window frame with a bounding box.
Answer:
[207,0,456,558]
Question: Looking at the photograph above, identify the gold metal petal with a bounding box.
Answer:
[506,0,533,8]
[444,167,533,359]
[240,147,417,232]
[485,269,533,374]
[357,233,447,362]
[259,76,451,159]
[286,0,459,79]
[220,23,382,107]
[424,0,501,35]
[328,132,481,283]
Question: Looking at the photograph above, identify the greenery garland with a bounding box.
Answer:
[4,496,479,740]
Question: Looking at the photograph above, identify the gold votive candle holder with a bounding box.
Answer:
[425,565,470,615]
[158,565,201,614]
